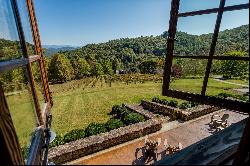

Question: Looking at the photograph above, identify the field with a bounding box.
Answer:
[5,74,245,148]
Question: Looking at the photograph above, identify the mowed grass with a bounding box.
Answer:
[6,76,243,148]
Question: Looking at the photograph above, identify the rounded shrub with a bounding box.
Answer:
[110,105,130,119]
[110,105,121,115]
[105,118,124,131]
[85,123,107,137]
[123,113,145,125]
[168,100,178,108]
[63,129,85,143]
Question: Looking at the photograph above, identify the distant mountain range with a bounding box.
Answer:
[42,45,80,56]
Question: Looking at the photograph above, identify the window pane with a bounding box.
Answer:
[0,0,22,61]
[31,61,46,108]
[174,14,217,57]
[225,0,249,6]
[215,10,249,56]
[16,0,36,55]
[169,59,207,94]
[179,0,220,13]
[208,60,249,101]
[0,67,37,158]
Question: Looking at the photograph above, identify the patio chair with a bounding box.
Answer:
[217,114,229,128]
[210,114,220,124]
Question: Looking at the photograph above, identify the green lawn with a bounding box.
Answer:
[6,76,244,148]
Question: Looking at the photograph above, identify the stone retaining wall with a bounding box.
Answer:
[48,119,162,164]
[141,100,220,121]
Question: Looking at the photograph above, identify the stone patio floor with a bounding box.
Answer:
[67,109,248,165]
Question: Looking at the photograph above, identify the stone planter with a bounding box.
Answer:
[48,119,162,164]
[141,100,220,121]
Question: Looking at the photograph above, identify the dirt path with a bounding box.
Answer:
[213,78,249,88]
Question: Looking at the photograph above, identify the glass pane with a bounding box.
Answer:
[208,60,249,102]
[16,0,35,55]
[169,59,207,94]
[174,14,217,57]
[225,0,249,6]
[179,0,220,13]
[215,10,249,56]
[0,0,22,61]
[0,67,37,159]
[31,61,46,108]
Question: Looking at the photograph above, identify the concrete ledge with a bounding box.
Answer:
[141,100,220,121]
[48,119,162,164]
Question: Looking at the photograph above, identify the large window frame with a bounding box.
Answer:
[162,0,249,165]
[0,0,52,164]
[162,0,249,113]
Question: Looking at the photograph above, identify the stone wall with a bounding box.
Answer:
[48,119,162,164]
[141,100,220,121]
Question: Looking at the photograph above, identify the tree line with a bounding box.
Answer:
[0,24,249,89]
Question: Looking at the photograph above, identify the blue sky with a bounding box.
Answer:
[33,0,249,46]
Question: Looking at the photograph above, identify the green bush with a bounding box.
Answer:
[168,100,178,108]
[105,118,124,131]
[49,135,65,148]
[161,99,169,105]
[85,123,107,137]
[63,129,85,143]
[110,105,131,119]
[190,102,199,107]
[215,93,249,102]
[178,102,190,109]
[110,105,121,115]
[178,102,199,109]
[123,113,145,125]
[152,97,160,103]
[216,93,231,99]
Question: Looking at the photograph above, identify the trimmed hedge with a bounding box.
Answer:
[49,104,147,148]
[110,105,131,119]
[63,129,85,143]
[85,123,108,137]
[215,92,249,102]
[123,113,145,125]
[168,100,178,107]
[105,118,124,131]
[179,102,199,109]
[49,135,65,148]
[152,97,199,109]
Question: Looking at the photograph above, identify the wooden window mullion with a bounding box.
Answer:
[162,0,180,96]
[11,0,44,126]
[26,0,53,107]
[201,0,226,96]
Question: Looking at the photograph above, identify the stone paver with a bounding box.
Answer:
[67,110,248,165]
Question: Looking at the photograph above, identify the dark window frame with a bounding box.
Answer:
[0,0,52,164]
[162,0,249,164]
[162,0,249,113]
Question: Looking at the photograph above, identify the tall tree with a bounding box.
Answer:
[71,56,91,79]
[48,54,74,83]
[219,51,249,79]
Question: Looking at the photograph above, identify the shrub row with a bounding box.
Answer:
[152,97,199,109]
[215,93,249,102]
[50,105,145,148]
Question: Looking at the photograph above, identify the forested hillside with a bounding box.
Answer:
[0,24,249,86]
